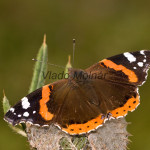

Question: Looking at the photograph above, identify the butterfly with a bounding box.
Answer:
[4,50,150,135]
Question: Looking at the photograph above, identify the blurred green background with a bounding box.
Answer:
[1,0,150,149]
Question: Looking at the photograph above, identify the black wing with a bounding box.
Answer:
[86,50,150,86]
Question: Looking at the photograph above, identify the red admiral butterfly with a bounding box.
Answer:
[4,50,150,135]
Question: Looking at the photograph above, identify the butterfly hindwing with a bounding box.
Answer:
[54,82,105,134]
[91,78,139,118]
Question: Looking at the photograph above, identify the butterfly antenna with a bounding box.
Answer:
[32,58,65,69]
[73,39,75,66]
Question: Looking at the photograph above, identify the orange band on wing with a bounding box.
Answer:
[62,115,105,135]
[39,85,54,121]
[110,95,140,118]
[100,59,138,82]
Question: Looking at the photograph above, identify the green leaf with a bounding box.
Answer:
[3,90,11,114]
[29,34,48,93]
[59,137,72,150]
[72,136,88,150]
[3,35,48,137]
[64,55,72,78]
[9,125,27,137]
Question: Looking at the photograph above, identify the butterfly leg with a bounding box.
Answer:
[106,112,113,120]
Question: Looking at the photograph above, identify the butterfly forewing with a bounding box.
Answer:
[101,50,150,86]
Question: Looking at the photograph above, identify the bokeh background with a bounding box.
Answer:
[1,0,150,149]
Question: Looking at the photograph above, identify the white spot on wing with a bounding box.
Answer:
[143,59,146,62]
[23,112,29,117]
[117,116,124,119]
[55,124,61,129]
[33,111,36,114]
[42,125,49,127]
[18,114,21,117]
[123,52,136,63]
[137,62,144,67]
[21,97,30,109]
[133,67,137,69]
[10,108,15,113]
[34,124,40,126]
[140,50,146,58]
[140,50,145,55]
